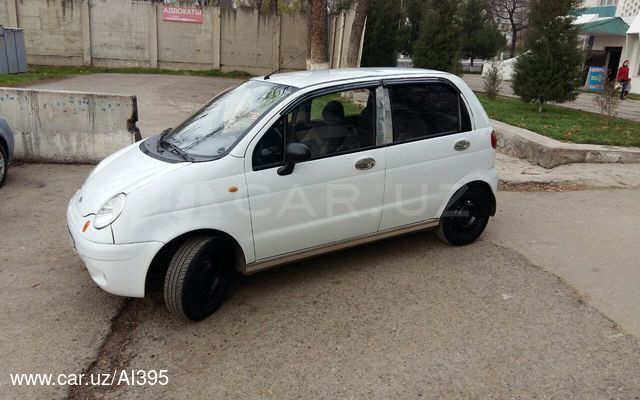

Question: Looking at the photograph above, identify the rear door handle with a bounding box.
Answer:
[454,139,470,151]
[355,157,375,170]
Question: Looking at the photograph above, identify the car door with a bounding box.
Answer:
[379,79,476,231]
[245,84,386,261]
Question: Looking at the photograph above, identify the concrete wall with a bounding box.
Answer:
[0,1,13,26]
[0,0,361,74]
[624,33,640,93]
[482,56,518,81]
[0,88,140,163]
[591,35,626,51]
[90,0,154,67]
[15,0,85,66]
[280,12,307,70]
[220,7,277,74]
[157,5,218,70]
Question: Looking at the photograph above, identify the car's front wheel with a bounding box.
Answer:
[0,145,8,188]
[436,185,491,246]
[164,235,232,321]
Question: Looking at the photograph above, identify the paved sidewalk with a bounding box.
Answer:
[463,74,640,123]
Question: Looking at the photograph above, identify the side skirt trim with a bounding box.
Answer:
[245,219,440,275]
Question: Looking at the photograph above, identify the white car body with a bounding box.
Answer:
[67,68,497,300]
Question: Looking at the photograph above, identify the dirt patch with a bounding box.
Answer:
[498,180,612,192]
[67,299,147,399]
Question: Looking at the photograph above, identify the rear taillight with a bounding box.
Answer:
[491,130,497,150]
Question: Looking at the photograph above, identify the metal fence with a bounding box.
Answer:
[462,63,483,74]
[397,58,413,68]
[397,58,484,73]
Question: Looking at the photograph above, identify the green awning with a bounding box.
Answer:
[579,17,630,36]
[577,5,617,18]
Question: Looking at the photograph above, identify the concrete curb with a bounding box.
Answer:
[491,119,640,169]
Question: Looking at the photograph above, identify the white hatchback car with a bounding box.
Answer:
[67,68,497,321]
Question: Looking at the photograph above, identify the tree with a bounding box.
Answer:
[269,0,278,13]
[490,0,528,58]
[461,0,505,66]
[346,0,368,67]
[483,62,503,99]
[412,0,463,73]
[216,0,234,7]
[307,0,330,70]
[397,0,424,57]
[361,0,401,66]
[328,0,354,14]
[593,79,620,126]
[512,0,584,112]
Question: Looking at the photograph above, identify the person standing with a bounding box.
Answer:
[616,60,631,100]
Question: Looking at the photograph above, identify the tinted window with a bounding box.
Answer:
[388,83,471,143]
[253,117,285,170]
[252,87,377,169]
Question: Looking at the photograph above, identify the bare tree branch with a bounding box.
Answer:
[490,0,529,57]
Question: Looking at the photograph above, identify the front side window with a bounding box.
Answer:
[388,83,471,143]
[253,117,286,170]
[253,87,377,169]
[161,80,295,160]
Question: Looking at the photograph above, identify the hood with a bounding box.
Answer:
[76,140,190,216]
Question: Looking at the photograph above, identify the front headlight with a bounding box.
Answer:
[93,193,126,229]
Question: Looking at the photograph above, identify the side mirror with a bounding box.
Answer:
[277,143,311,176]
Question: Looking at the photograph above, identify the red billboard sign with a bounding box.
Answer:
[162,6,203,24]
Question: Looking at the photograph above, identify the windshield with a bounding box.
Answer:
[161,81,295,159]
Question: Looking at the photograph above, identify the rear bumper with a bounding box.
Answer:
[487,167,498,193]
[66,203,163,298]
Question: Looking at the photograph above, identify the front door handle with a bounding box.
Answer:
[454,139,471,151]
[355,157,375,170]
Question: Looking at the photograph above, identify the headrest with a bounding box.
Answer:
[322,101,345,123]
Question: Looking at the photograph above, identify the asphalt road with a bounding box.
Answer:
[4,73,639,399]
[1,163,639,399]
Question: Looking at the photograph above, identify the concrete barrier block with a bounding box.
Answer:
[0,88,140,164]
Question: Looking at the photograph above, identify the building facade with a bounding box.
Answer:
[578,0,640,93]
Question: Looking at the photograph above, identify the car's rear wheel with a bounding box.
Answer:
[0,145,8,188]
[436,185,491,246]
[164,235,232,321]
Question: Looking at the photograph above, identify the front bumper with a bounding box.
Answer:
[66,201,163,298]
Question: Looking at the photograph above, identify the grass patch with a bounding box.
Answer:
[310,92,365,120]
[477,93,640,147]
[625,92,640,101]
[0,65,253,86]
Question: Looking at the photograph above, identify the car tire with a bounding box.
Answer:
[436,185,491,246]
[164,235,232,321]
[0,144,7,188]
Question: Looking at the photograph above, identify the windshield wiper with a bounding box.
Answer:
[156,127,193,162]
[162,140,194,162]
[157,128,172,152]
[182,125,225,151]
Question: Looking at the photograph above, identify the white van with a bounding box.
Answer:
[67,68,497,321]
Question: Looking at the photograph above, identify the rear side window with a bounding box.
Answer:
[388,83,472,143]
